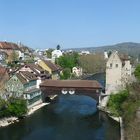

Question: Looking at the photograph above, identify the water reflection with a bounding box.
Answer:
[0,95,120,140]
[53,95,97,116]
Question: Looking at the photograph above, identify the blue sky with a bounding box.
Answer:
[0,0,140,49]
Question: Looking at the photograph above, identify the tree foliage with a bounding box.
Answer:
[57,52,79,69]
[107,90,129,116]
[107,83,140,140]
[56,44,60,50]
[8,50,19,63]
[60,68,71,79]
[134,64,140,81]
[45,48,54,58]
[0,97,27,118]
[78,53,105,74]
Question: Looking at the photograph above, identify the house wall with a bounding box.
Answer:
[38,60,60,80]
[72,67,83,77]
[52,72,60,80]
[24,80,36,91]
[25,90,42,109]
[106,51,132,95]
[106,52,123,94]
[5,75,24,97]
[38,60,52,74]
[37,79,41,88]
[121,60,132,86]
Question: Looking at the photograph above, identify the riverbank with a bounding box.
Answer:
[0,117,19,127]
[98,105,124,140]
[0,102,49,128]
[98,106,120,122]
[27,102,49,116]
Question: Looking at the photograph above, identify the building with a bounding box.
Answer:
[72,67,83,77]
[0,41,24,61]
[37,59,61,80]
[18,63,51,87]
[5,71,42,109]
[106,51,132,94]
[0,51,8,66]
[0,66,9,98]
[79,50,90,55]
[0,42,19,55]
[51,49,63,62]
[104,51,108,59]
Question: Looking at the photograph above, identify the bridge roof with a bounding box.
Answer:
[40,80,102,89]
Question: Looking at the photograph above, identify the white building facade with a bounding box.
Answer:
[106,51,132,94]
[72,67,83,77]
[51,50,63,63]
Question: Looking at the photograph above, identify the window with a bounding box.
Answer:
[116,64,118,68]
[110,63,112,68]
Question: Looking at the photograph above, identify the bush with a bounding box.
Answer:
[107,90,129,116]
[134,64,140,81]
[8,98,27,117]
[57,52,79,69]
[60,68,71,79]
[0,97,27,118]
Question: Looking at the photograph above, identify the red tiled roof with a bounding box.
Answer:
[18,63,50,78]
[119,54,130,61]
[40,80,102,89]
[0,66,9,84]
[0,42,19,50]
[26,63,44,72]
[43,60,61,72]
[118,53,130,66]
[16,71,37,84]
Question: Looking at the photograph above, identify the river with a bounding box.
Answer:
[83,73,105,89]
[0,95,120,140]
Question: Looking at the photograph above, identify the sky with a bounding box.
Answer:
[0,0,140,49]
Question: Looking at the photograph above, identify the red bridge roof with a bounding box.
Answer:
[40,80,102,89]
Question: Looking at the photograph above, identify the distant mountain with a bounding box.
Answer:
[70,42,140,58]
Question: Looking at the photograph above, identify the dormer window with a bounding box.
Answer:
[110,63,112,68]
[116,64,118,68]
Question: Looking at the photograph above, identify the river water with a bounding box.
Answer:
[0,95,120,140]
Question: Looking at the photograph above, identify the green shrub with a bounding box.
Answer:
[0,97,27,118]
[107,90,129,116]
[8,98,27,117]
[60,68,71,79]
[134,64,140,81]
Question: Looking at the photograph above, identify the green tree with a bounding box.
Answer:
[8,50,19,63]
[0,97,27,118]
[108,51,112,58]
[107,90,129,116]
[8,98,27,117]
[56,44,61,50]
[60,68,71,79]
[57,52,79,69]
[45,48,53,58]
[78,53,105,74]
[134,64,140,81]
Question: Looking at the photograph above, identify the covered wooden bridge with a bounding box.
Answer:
[40,80,102,102]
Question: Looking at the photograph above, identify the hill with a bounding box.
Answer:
[70,42,140,58]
